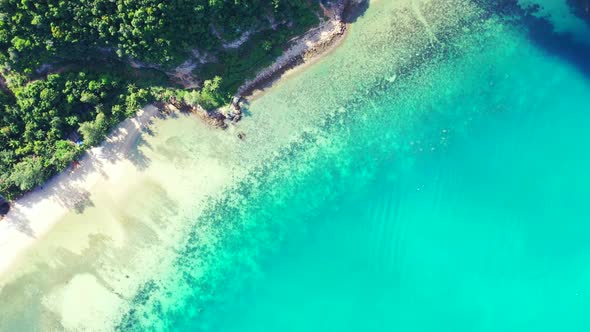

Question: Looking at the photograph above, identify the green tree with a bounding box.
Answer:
[79,113,107,146]
[200,76,223,109]
[262,40,273,52]
[52,140,80,170]
[9,156,45,191]
[0,0,321,199]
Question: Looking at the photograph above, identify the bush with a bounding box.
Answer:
[182,76,224,110]
[79,113,108,147]
[9,156,45,191]
[52,140,81,170]
[0,0,322,199]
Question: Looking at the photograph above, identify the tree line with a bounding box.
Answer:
[0,71,150,198]
[0,0,320,200]
[0,0,319,73]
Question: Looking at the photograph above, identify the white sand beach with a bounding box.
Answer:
[0,83,344,330]
[0,105,238,330]
[0,10,359,329]
[0,0,356,286]
[0,0,495,328]
[0,105,160,276]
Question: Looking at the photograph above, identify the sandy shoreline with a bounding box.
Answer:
[235,0,363,102]
[0,4,355,329]
[0,2,353,280]
[236,18,348,101]
[0,105,160,276]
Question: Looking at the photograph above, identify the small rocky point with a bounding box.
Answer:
[167,97,229,129]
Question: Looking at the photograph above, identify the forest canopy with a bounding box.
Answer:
[0,0,319,72]
[0,0,322,199]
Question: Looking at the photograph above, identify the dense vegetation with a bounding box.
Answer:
[0,71,151,198]
[0,0,321,200]
[0,0,319,72]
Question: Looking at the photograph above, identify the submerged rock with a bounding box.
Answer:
[569,0,590,23]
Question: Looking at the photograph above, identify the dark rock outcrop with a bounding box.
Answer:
[165,97,228,129]
[0,196,9,217]
[191,105,228,129]
[227,96,243,122]
[169,97,190,112]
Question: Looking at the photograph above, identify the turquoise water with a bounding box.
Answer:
[119,1,590,330]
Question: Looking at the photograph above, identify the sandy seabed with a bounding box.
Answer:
[0,64,344,329]
[0,0,504,328]
[0,7,356,329]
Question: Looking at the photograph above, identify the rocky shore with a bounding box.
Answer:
[150,0,366,131]
[161,98,230,129]
[234,0,364,101]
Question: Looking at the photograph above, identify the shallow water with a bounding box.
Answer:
[209,46,590,330]
[117,0,590,331]
[2,0,590,330]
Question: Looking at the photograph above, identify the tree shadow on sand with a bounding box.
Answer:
[127,135,153,171]
[4,192,92,237]
[5,113,161,235]
[4,207,36,238]
[95,117,156,172]
[6,161,97,237]
[45,180,95,214]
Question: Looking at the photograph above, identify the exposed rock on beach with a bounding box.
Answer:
[165,97,228,129]
[235,0,366,99]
